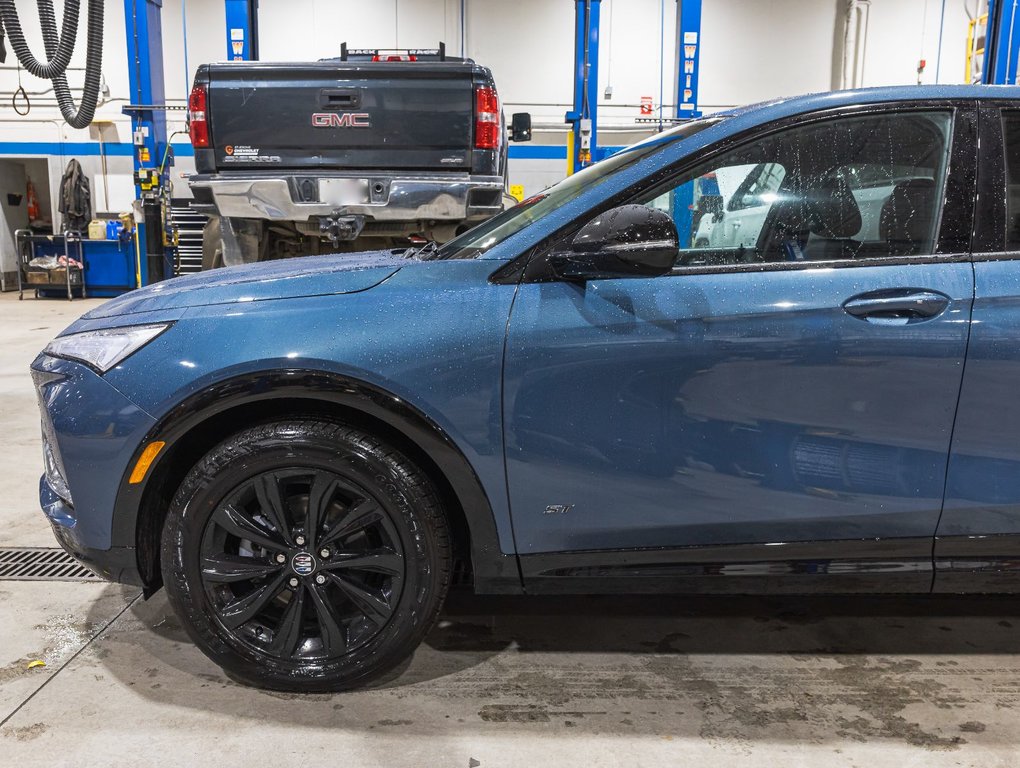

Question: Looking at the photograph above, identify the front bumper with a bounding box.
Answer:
[32,354,157,585]
[189,171,505,223]
[42,476,142,585]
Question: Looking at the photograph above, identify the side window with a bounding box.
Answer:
[640,111,952,268]
[1002,112,1020,250]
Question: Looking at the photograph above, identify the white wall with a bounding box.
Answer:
[161,0,229,101]
[699,0,839,109]
[864,0,973,88]
[0,0,987,218]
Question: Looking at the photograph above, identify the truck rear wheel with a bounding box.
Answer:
[201,217,224,270]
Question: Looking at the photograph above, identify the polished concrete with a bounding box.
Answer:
[2,291,1020,767]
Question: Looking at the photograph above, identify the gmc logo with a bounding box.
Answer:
[312,112,371,128]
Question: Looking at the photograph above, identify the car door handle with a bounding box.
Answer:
[842,290,950,321]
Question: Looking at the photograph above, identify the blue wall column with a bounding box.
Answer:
[565,0,600,173]
[123,0,168,286]
[225,0,259,60]
[983,0,1020,85]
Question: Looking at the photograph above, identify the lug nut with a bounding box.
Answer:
[319,548,330,558]
[315,574,326,585]
[275,553,286,564]
[295,535,306,546]
[289,577,299,588]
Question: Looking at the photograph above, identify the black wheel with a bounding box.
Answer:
[160,420,451,691]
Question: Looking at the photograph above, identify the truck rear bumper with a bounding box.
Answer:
[189,172,505,223]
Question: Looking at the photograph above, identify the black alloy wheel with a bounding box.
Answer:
[199,468,405,660]
[161,420,451,691]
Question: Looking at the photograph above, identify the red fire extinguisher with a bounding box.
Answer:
[26,178,40,221]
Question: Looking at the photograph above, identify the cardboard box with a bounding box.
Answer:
[49,267,82,286]
[24,271,48,285]
[24,268,82,286]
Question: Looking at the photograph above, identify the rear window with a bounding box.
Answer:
[1003,112,1020,250]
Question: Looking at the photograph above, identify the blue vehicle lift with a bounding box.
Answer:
[671,0,703,247]
[566,0,601,174]
[675,0,702,118]
[983,0,1020,84]
[122,0,169,286]
[224,0,259,61]
[122,0,258,286]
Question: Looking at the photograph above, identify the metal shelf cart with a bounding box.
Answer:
[15,230,87,301]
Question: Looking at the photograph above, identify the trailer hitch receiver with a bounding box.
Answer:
[319,212,365,245]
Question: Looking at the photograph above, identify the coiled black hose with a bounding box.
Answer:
[0,0,104,129]
[0,0,77,79]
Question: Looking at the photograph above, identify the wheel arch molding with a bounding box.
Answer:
[112,368,522,596]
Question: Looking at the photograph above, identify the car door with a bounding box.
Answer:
[503,103,977,593]
[937,103,1020,592]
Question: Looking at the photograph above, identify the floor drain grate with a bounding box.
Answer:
[0,547,101,582]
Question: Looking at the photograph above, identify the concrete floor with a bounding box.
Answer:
[3,291,1020,767]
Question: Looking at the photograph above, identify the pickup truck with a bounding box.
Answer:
[187,45,530,268]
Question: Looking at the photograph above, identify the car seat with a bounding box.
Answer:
[758,174,863,262]
[801,174,863,261]
[879,178,936,256]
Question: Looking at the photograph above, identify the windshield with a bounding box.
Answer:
[432,117,723,260]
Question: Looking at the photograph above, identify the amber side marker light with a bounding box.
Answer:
[129,441,166,484]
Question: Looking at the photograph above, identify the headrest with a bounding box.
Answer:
[879,178,936,251]
[804,175,862,239]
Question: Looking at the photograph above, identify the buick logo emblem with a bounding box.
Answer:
[291,552,316,576]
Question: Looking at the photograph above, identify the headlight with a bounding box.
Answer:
[44,323,171,373]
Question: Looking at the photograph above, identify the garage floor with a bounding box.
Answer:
[3,292,1020,767]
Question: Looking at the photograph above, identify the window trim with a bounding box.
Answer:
[977,102,1012,257]
[508,100,977,285]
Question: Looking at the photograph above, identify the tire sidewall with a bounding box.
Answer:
[201,217,223,271]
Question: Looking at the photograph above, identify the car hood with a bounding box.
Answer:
[84,250,408,319]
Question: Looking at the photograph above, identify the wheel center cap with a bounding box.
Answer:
[291,551,317,576]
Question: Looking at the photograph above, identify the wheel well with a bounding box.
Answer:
[135,397,474,591]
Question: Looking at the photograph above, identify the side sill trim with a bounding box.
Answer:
[519,538,935,595]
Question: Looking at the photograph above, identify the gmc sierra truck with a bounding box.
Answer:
[187,45,530,268]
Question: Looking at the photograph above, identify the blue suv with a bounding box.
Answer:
[33,86,1020,690]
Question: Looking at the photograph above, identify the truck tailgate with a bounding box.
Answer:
[208,62,475,171]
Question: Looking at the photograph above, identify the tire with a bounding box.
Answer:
[201,217,224,271]
[160,420,451,692]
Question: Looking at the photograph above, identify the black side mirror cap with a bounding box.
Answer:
[510,112,532,142]
[549,204,678,281]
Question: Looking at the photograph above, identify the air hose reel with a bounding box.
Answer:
[0,0,104,129]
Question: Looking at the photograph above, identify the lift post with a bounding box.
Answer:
[225,0,259,60]
[670,0,703,248]
[982,0,1020,84]
[565,0,600,174]
[675,0,702,118]
[123,0,169,286]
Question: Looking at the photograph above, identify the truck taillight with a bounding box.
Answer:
[475,87,499,150]
[188,85,209,148]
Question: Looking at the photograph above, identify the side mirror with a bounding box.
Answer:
[510,112,532,142]
[549,204,678,281]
